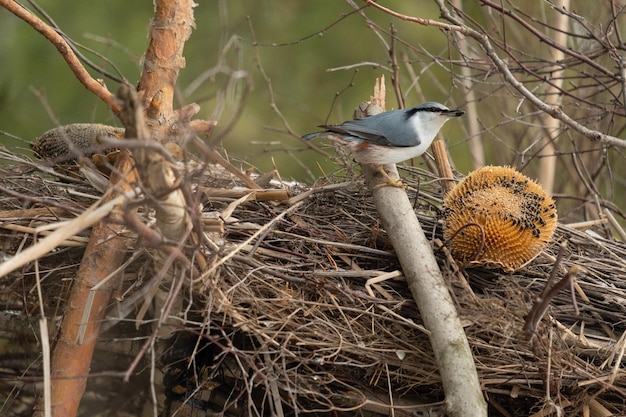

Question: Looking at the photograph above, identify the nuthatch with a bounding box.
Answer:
[302,102,464,186]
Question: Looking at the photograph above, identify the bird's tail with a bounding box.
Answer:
[301,132,322,141]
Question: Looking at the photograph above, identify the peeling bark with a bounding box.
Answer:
[138,0,197,138]
[28,1,198,416]
[33,153,139,417]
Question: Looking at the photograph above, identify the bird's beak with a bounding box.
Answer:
[443,109,465,117]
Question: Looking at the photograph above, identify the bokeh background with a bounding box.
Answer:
[1,1,624,225]
[0,1,469,181]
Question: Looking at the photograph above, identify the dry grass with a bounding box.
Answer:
[1,147,625,416]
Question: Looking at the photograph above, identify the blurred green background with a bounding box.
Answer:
[0,1,470,182]
[2,1,624,227]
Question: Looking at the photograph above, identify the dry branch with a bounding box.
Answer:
[33,153,139,417]
[0,187,139,279]
[0,0,200,415]
[449,0,485,169]
[137,0,197,135]
[366,167,487,417]
[359,81,487,417]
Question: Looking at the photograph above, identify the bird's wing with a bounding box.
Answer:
[322,122,394,146]
[322,109,421,147]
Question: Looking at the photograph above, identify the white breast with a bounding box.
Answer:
[350,141,432,165]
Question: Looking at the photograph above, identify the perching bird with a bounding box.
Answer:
[302,102,464,186]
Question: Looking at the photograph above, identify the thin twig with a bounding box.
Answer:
[0,0,120,113]
[364,0,626,149]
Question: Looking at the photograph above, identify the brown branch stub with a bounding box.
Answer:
[524,241,582,343]
[0,0,120,114]
[432,140,455,195]
[138,0,197,131]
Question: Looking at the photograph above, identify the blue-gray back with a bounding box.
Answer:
[324,108,418,147]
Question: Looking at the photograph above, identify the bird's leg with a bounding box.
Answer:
[373,165,406,189]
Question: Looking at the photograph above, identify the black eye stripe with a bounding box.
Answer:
[404,106,445,119]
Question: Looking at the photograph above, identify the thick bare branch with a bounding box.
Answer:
[359,83,487,417]
[33,154,139,417]
[137,0,196,135]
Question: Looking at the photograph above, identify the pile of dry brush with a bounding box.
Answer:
[1,148,625,417]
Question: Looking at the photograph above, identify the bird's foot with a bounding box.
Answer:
[373,166,407,189]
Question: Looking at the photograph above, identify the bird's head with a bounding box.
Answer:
[404,102,464,143]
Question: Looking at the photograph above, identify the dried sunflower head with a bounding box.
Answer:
[442,166,557,272]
